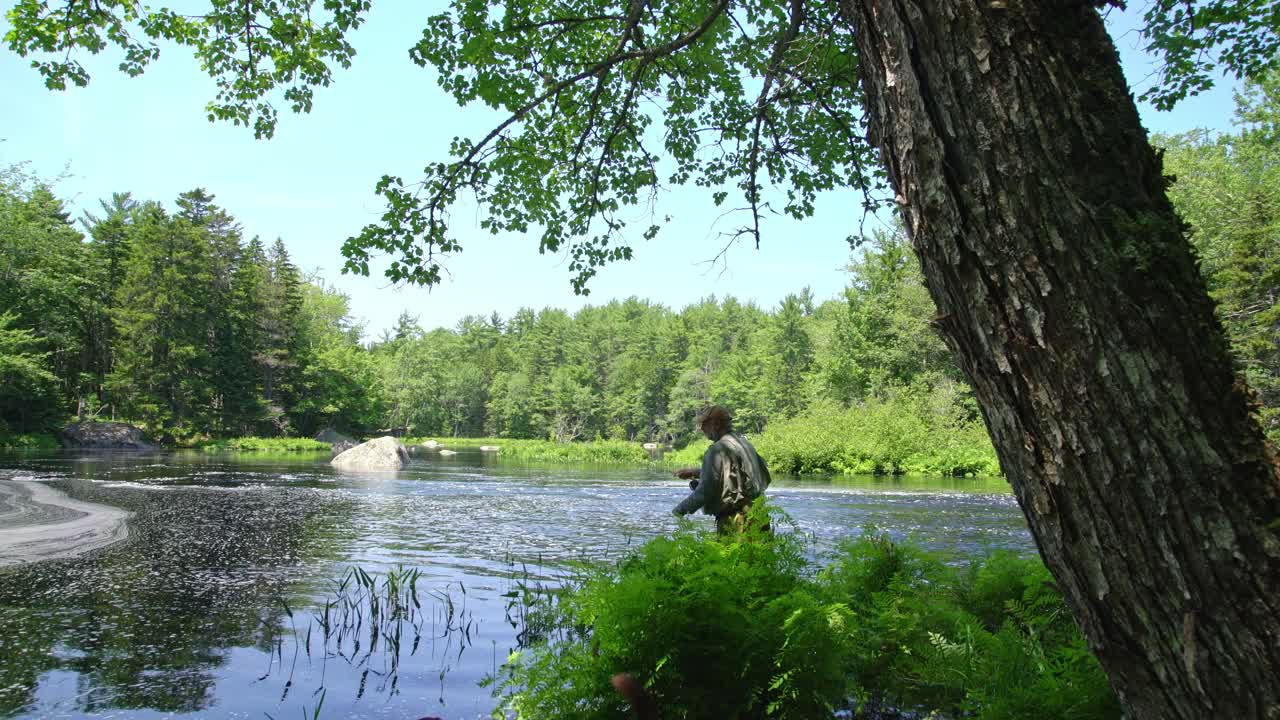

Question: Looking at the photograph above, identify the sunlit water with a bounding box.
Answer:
[0,449,1031,719]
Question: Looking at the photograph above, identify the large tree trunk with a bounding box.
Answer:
[841,0,1280,717]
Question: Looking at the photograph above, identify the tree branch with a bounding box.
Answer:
[425,0,730,224]
[745,0,805,249]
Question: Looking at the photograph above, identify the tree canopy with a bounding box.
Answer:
[5,1,1276,292]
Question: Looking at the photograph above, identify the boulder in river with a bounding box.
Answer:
[438,449,457,456]
[421,440,441,450]
[331,436,410,470]
[479,445,500,452]
[59,422,156,450]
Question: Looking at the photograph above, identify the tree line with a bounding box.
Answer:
[1,77,1276,448]
[375,229,961,446]
[0,176,382,439]
[0,165,977,445]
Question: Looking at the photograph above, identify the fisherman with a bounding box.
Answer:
[671,405,771,532]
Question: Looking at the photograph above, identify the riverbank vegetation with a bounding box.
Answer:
[411,437,657,465]
[491,503,1119,719]
[1,75,1275,458]
[193,437,331,453]
[0,433,58,450]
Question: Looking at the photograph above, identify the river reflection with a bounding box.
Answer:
[0,450,1029,719]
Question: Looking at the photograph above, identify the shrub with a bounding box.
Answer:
[0,432,58,449]
[491,503,856,719]
[489,504,1119,720]
[753,391,1000,477]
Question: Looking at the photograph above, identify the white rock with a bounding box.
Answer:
[479,445,500,452]
[642,442,658,450]
[438,449,457,456]
[421,440,440,449]
[331,436,410,470]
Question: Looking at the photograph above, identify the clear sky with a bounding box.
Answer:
[0,1,1240,340]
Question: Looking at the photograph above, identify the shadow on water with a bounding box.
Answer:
[0,450,1029,719]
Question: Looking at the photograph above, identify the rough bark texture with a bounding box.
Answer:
[841,0,1280,717]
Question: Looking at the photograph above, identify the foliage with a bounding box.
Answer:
[0,175,384,442]
[489,505,1119,720]
[0,168,94,427]
[0,432,58,449]
[196,437,330,453]
[1140,0,1280,110]
[753,385,999,477]
[1156,72,1280,440]
[375,253,978,452]
[0,311,60,434]
[4,0,369,139]
[826,229,959,403]
[12,1,1274,296]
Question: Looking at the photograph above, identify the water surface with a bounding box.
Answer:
[0,449,1029,719]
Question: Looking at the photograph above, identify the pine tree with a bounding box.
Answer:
[766,294,813,418]
[110,202,214,432]
[82,192,139,407]
[221,236,270,433]
[262,238,303,431]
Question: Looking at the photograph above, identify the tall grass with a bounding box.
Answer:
[197,437,331,453]
[261,565,478,710]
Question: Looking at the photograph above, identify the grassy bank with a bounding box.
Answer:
[407,436,656,465]
[751,397,1000,477]
[491,502,1117,719]
[411,398,1000,477]
[195,437,331,453]
[0,433,59,450]
[598,399,1000,477]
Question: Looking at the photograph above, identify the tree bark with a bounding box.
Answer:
[841,0,1280,717]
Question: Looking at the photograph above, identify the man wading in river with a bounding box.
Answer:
[672,406,771,532]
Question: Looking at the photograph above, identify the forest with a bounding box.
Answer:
[1,72,1276,463]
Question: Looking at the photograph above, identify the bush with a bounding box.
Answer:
[0,432,58,449]
[489,503,1119,720]
[491,502,854,719]
[753,389,1001,477]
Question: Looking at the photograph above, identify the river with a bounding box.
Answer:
[0,448,1030,719]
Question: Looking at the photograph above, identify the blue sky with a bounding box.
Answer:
[0,1,1240,339]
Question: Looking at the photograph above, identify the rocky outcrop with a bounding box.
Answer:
[59,422,156,450]
[331,436,410,470]
[421,440,441,449]
[315,428,358,458]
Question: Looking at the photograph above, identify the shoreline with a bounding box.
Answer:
[0,479,132,568]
